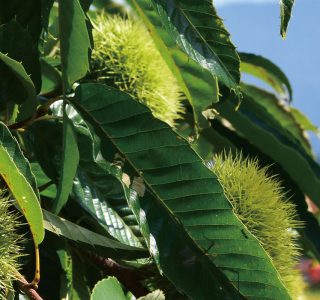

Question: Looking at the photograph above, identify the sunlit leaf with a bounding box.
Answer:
[0,122,44,244]
[130,0,240,132]
[91,277,126,300]
[290,107,320,135]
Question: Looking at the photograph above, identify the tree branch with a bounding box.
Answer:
[79,249,150,297]
[8,95,62,130]
[16,274,43,300]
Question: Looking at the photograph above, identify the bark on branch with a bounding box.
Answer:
[16,275,43,300]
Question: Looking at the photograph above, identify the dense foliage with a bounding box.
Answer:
[1,0,320,299]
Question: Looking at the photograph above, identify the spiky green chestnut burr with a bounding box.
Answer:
[210,152,303,299]
[90,14,185,127]
[0,191,22,299]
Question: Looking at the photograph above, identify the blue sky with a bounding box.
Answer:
[214,0,277,6]
[217,0,320,154]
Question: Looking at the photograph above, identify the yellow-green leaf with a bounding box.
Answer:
[0,122,44,244]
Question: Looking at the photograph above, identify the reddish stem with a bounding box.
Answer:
[16,275,43,300]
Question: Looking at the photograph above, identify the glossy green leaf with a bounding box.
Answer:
[240,52,292,101]
[71,83,291,299]
[43,209,148,259]
[59,0,91,90]
[168,0,241,85]
[130,0,240,132]
[69,86,243,300]
[72,109,143,246]
[128,181,244,299]
[51,102,144,247]
[215,93,320,208]
[0,122,44,244]
[91,277,165,300]
[280,0,295,38]
[91,277,126,300]
[242,83,311,155]
[65,105,239,299]
[51,106,79,214]
[73,170,143,248]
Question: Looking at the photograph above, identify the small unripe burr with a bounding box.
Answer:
[210,152,303,299]
[0,190,23,299]
[90,13,185,128]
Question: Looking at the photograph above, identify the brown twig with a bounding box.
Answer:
[8,95,62,130]
[16,273,43,300]
[79,249,150,297]
[38,180,55,192]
